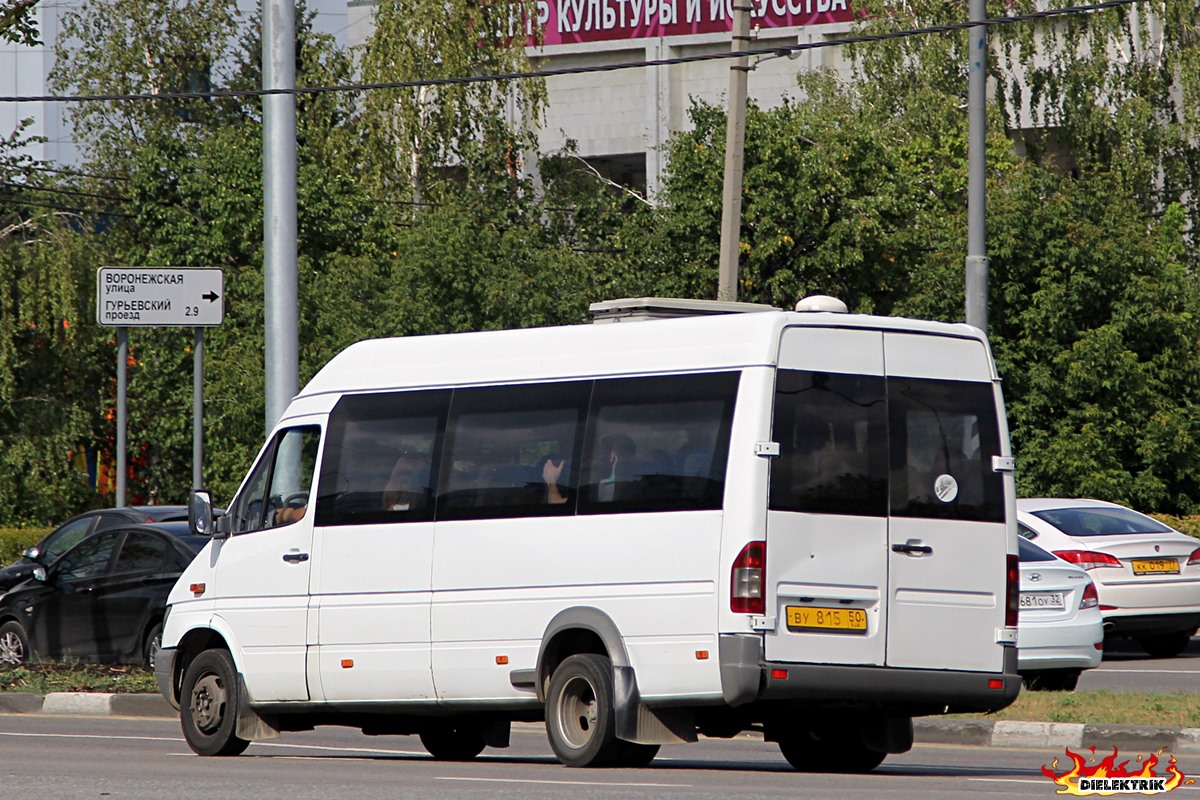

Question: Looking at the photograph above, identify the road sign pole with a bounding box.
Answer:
[193,327,204,491]
[116,327,127,507]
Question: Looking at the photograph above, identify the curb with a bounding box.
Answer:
[0,692,176,718]
[914,718,1200,753]
[2,694,1198,753]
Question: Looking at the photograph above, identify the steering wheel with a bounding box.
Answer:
[280,491,309,508]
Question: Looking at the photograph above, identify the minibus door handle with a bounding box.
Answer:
[282,551,310,564]
[892,541,933,556]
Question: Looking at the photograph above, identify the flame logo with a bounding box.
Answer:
[1042,747,1193,795]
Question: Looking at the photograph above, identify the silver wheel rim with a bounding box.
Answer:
[555,674,600,751]
[0,631,24,664]
[147,635,161,669]
[190,673,227,735]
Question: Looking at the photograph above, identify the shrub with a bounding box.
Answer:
[0,528,50,564]
[1150,514,1200,538]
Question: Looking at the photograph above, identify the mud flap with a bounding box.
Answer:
[612,665,697,745]
[235,680,280,741]
[860,715,913,754]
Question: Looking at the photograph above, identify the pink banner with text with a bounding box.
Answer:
[533,0,856,45]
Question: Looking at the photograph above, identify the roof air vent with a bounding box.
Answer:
[795,295,848,313]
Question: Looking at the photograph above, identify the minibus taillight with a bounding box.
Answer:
[1005,554,1019,628]
[731,541,766,615]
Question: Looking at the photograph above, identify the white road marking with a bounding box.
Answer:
[0,730,422,756]
[437,777,690,788]
[1094,668,1200,674]
[0,732,178,743]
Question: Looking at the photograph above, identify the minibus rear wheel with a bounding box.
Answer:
[546,653,626,767]
[419,722,486,760]
[777,729,886,773]
[180,649,251,757]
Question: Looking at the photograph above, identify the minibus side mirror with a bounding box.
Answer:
[190,490,228,539]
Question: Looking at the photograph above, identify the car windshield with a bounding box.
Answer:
[1031,506,1175,537]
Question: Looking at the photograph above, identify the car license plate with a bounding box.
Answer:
[1020,592,1065,610]
[1132,558,1180,575]
[786,606,868,634]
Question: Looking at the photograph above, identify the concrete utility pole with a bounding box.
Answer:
[964,0,989,333]
[263,0,300,434]
[717,0,754,302]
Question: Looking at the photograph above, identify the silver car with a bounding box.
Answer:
[1017,498,1200,658]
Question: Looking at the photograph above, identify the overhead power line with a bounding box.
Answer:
[0,0,1147,105]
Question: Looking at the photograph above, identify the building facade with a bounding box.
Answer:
[347,0,856,195]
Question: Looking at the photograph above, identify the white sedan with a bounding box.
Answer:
[1017,498,1200,658]
[1016,536,1103,691]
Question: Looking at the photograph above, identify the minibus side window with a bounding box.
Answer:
[578,372,739,514]
[888,378,1004,522]
[769,370,888,516]
[436,381,590,520]
[229,426,321,534]
[315,390,450,526]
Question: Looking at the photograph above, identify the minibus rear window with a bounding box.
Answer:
[888,378,1004,523]
[770,372,1005,523]
[769,370,888,516]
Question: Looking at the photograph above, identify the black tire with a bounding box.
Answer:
[1138,630,1194,659]
[143,623,163,669]
[419,722,486,761]
[1022,669,1080,692]
[180,649,251,757]
[612,740,661,768]
[0,620,30,666]
[778,730,887,773]
[545,653,626,767]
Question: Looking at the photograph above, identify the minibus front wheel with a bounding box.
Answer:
[180,649,251,757]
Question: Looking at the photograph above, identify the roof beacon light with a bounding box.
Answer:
[795,295,848,313]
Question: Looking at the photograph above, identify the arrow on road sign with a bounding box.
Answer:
[202,291,220,302]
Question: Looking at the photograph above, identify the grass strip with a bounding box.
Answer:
[0,662,158,694]
[955,690,1200,728]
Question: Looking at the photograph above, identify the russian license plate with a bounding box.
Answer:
[1132,558,1180,575]
[786,606,868,634]
[1020,592,1065,610]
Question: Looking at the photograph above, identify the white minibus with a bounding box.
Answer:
[159,296,1021,771]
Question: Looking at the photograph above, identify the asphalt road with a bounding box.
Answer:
[0,714,1140,800]
[1079,635,1200,692]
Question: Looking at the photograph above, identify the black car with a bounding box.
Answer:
[0,521,208,667]
[0,506,189,594]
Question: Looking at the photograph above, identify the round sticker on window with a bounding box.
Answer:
[934,474,959,503]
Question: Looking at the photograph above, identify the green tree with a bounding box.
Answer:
[616,11,1200,510]
[1,0,40,47]
[842,0,1200,510]
[357,0,546,206]
[42,0,368,507]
